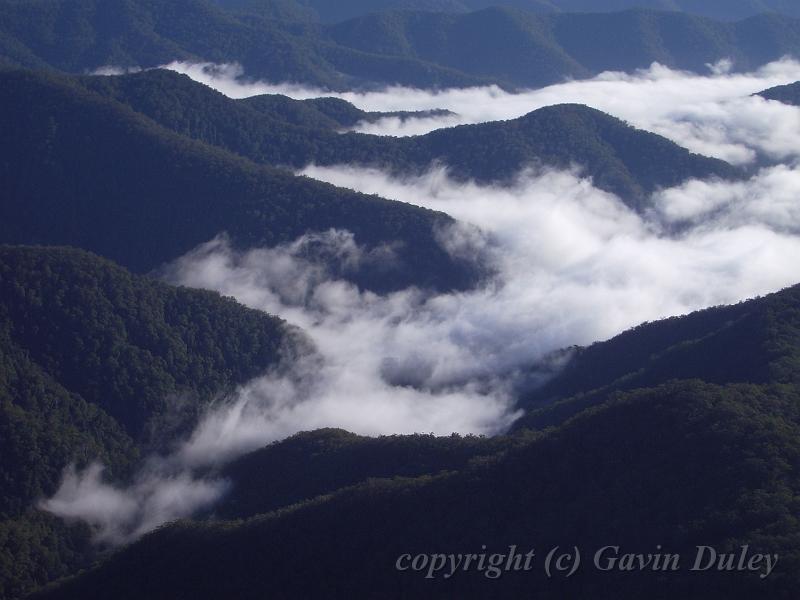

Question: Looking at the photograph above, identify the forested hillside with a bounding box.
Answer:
[327,8,800,86]
[33,284,800,600]
[74,69,739,205]
[0,0,493,89]
[758,81,800,106]
[3,1,800,89]
[0,69,479,293]
[80,68,452,132]
[0,245,296,600]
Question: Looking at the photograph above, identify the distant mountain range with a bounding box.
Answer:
[74,69,739,205]
[517,279,800,427]
[3,1,800,89]
[214,0,800,23]
[32,283,800,600]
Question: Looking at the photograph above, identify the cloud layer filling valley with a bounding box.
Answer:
[44,59,800,544]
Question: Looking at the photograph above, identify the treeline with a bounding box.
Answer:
[212,0,800,23]
[78,68,738,205]
[0,69,479,294]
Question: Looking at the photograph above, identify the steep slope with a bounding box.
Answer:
[758,80,800,105]
[0,244,297,600]
[327,8,587,87]
[35,385,800,599]
[75,69,738,205]
[33,284,800,600]
[389,104,738,202]
[0,0,491,89]
[517,283,800,428]
[241,94,454,129]
[0,245,296,440]
[208,0,318,21]
[215,428,508,519]
[0,69,479,293]
[295,0,479,23]
[81,68,451,133]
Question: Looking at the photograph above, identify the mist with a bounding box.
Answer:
[163,59,800,164]
[44,59,800,545]
[43,160,800,543]
[150,161,800,478]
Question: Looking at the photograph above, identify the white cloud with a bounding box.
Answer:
[47,59,800,545]
[40,463,228,545]
[162,59,800,164]
[43,161,800,545]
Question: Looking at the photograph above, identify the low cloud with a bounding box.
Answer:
[43,162,800,544]
[40,463,228,545]
[163,59,800,165]
[652,164,800,231]
[47,59,800,545]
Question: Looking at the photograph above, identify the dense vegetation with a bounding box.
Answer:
[0,0,492,90]
[3,3,800,599]
[33,387,800,599]
[32,284,800,599]
[0,245,297,600]
[0,69,479,294]
[3,1,800,89]
[225,0,800,23]
[516,283,800,429]
[215,428,509,519]
[758,80,800,106]
[80,68,452,132]
[75,69,738,205]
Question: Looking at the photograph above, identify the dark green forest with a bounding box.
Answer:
[0,69,480,294]
[517,283,800,427]
[75,68,739,205]
[28,284,800,599]
[218,0,800,23]
[0,245,298,600]
[2,1,800,89]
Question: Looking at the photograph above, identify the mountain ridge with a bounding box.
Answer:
[0,68,480,294]
[28,282,800,599]
[3,2,800,89]
[71,68,740,205]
